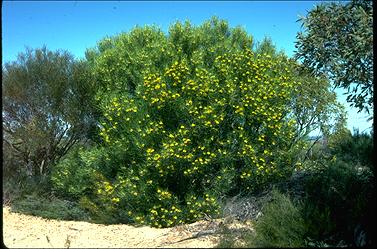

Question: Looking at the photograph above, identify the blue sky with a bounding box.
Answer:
[2,1,372,134]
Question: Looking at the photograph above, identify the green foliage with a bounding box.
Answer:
[302,158,374,244]
[254,36,285,58]
[245,189,307,248]
[58,18,319,227]
[5,17,349,236]
[87,17,253,98]
[3,176,26,205]
[4,170,90,222]
[2,47,98,178]
[254,38,346,165]
[50,146,102,199]
[45,17,344,228]
[3,139,25,181]
[11,193,90,221]
[218,125,375,247]
[290,64,346,140]
[328,128,374,170]
[87,49,300,227]
[295,0,373,114]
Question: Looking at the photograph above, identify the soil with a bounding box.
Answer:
[3,206,252,248]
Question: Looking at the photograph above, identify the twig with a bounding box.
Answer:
[64,235,71,248]
[46,235,53,247]
[166,229,220,245]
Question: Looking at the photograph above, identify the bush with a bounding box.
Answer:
[80,48,300,227]
[329,128,374,172]
[11,193,90,221]
[50,145,106,199]
[302,158,375,246]
[4,170,90,222]
[50,17,342,228]
[233,188,307,248]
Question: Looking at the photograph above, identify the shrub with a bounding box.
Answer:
[243,188,307,248]
[84,48,300,227]
[50,146,106,199]
[10,193,90,221]
[51,18,343,228]
[329,128,374,172]
[302,158,375,245]
[2,47,97,178]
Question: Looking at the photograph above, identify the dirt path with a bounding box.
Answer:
[3,206,251,248]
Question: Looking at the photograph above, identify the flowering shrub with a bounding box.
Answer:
[51,18,344,228]
[79,48,300,227]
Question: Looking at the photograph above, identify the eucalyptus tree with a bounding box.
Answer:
[295,0,373,114]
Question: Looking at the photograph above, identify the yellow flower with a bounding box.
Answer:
[146,148,155,154]
[112,197,120,203]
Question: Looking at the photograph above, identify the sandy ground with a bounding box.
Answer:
[3,206,252,248]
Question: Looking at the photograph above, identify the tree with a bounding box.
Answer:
[295,0,373,114]
[2,47,97,177]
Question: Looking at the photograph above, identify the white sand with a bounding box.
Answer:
[3,206,251,248]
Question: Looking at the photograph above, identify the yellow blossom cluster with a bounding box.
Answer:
[147,203,183,228]
[184,194,220,221]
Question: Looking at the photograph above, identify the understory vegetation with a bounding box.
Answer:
[217,129,375,247]
[3,5,374,248]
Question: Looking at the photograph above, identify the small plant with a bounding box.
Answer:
[217,188,307,248]
[246,188,307,248]
[11,194,90,221]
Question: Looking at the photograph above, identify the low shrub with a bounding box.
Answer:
[11,193,90,221]
[217,188,307,248]
[3,173,53,204]
[247,188,307,248]
[50,146,104,199]
[302,158,375,246]
[328,129,374,173]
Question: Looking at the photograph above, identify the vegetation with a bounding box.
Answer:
[302,157,374,246]
[295,0,373,114]
[218,130,375,247]
[49,18,344,228]
[245,189,307,248]
[2,47,98,179]
[11,193,90,221]
[2,14,374,248]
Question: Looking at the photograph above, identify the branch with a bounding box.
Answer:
[303,135,322,163]
[3,138,25,154]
